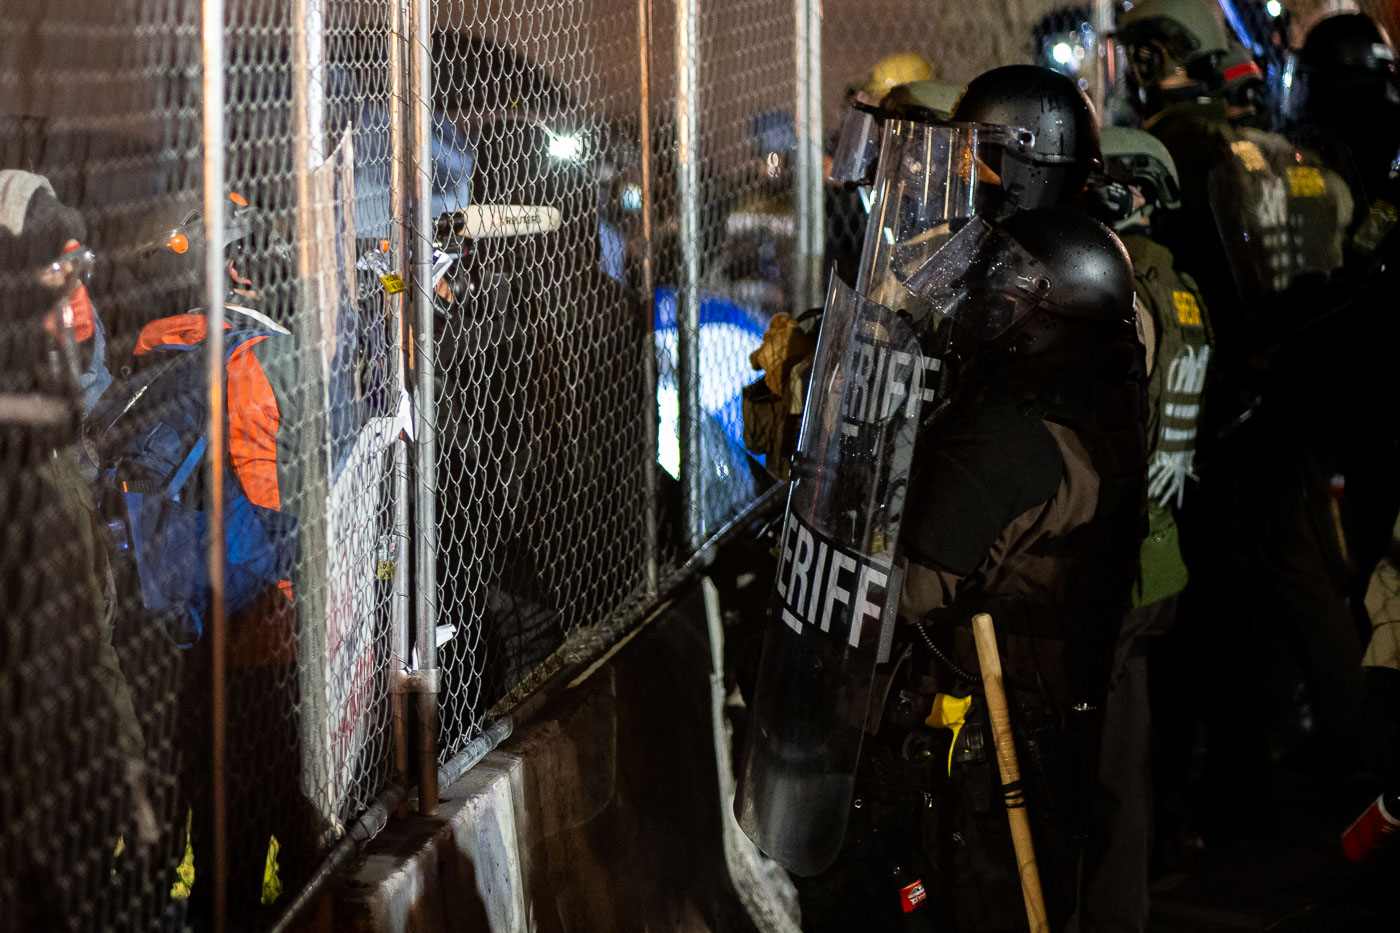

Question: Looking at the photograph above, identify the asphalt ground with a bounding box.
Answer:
[1148,768,1399,932]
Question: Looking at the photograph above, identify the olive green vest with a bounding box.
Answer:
[1122,233,1212,607]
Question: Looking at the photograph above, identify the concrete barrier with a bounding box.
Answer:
[325,584,783,932]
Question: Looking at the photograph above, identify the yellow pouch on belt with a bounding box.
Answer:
[926,692,972,776]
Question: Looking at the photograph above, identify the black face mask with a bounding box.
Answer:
[1083,175,1135,227]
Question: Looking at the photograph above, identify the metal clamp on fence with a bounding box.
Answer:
[392,667,443,695]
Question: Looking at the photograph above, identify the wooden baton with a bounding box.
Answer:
[971,612,1050,933]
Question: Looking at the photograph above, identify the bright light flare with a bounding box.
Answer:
[544,128,585,162]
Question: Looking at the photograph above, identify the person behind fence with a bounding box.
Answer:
[427,29,652,717]
[1116,0,1365,849]
[1077,127,1212,933]
[0,169,154,930]
[736,66,1147,932]
[90,190,321,926]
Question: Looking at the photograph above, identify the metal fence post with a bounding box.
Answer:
[676,0,703,551]
[1093,0,1116,123]
[800,0,824,310]
[292,0,335,836]
[639,0,660,597]
[793,0,812,310]
[408,0,441,813]
[389,0,414,814]
[200,1,228,925]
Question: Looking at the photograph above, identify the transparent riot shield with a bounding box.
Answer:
[734,277,927,876]
[1207,128,1352,309]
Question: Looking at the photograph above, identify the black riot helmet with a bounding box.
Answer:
[987,206,1137,360]
[1300,13,1397,76]
[1295,13,1399,115]
[950,65,1102,210]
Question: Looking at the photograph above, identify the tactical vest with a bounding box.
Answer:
[1205,126,1353,332]
[1123,233,1212,607]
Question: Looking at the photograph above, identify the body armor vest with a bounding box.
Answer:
[1123,233,1211,509]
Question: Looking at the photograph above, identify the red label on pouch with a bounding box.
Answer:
[899,879,928,913]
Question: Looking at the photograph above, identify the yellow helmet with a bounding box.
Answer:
[859,52,933,103]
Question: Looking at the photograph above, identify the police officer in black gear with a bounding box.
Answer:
[1288,13,1400,214]
[1117,0,1366,847]
[738,66,1146,932]
[893,206,1145,933]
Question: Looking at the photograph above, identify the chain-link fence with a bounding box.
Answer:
[426,1,657,758]
[1,1,407,928]
[2,2,203,929]
[2,0,805,926]
[425,0,803,756]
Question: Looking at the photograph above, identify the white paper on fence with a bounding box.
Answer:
[324,414,403,817]
[308,129,359,369]
[451,204,563,238]
[395,386,414,441]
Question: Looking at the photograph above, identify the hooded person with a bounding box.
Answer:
[0,169,153,930]
[427,34,651,719]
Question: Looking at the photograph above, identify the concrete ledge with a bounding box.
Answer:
[327,585,758,932]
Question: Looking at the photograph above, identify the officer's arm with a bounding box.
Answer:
[898,399,1063,619]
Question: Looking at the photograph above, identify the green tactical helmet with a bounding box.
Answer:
[1099,126,1181,210]
[1116,0,1231,65]
[1219,42,1265,91]
[879,79,965,120]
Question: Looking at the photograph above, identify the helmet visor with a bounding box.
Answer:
[830,105,882,186]
[855,118,1034,311]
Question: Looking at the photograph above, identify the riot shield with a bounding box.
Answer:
[1207,128,1352,309]
[734,277,927,876]
[857,118,1033,312]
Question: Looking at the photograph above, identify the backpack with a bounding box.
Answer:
[89,326,298,648]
